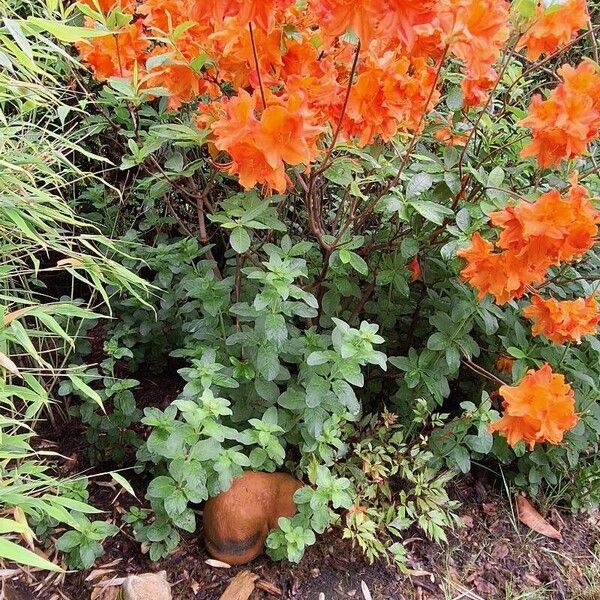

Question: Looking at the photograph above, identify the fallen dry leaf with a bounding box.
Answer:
[517,495,562,541]
[491,543,509,561]
[90,584,120,600]
[85,568,117,582]
[219,570,258,600]
[474,576,498,596]
[461,515,474,528]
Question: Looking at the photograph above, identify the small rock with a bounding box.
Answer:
[122,571,172,600]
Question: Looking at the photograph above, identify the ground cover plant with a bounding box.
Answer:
[2,0,600,593]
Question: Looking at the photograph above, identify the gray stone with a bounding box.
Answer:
[122,571,172,600]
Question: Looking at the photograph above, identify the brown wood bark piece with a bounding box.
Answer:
[218,571,258,600]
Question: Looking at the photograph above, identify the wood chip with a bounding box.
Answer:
[219,571,258,600]
[256,579,282,596]
[516,495,562,541]
[361,580,372,600]
[206,558,232,569]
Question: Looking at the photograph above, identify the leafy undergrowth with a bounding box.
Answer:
[11,370,600,600]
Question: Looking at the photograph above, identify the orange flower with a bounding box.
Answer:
[434,120,470,145]
[75,19,149,81]
[341,51,440,146]
[211,90,323,193]
[236,0,295,32]
[457,233,546,305]
[209,17,284,89]
[436,0,510,79]
[490,177,599,266]
[495,355,514,374]
[138,0,191,31]
[461,68,497,107]
[489,364,578,449]
[408,256,421,281]
[313,0,390,46]
[516,0,588,61]
[142,34,220,110]
[523,295,600,345]
[521,60,600,168]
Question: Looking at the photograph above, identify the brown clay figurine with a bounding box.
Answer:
[203,471,303,565]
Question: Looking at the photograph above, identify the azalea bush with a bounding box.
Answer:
[16,0,600,569]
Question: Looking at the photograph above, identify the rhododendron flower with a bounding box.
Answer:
[76,19,149,81]
[521,60,600,167]
[211,91,323,193]
[489,364,578,449]
[138,0,194,31]
[209,17,284,89]
[523,295,600,345]
[457,233,546,305]
[495,355,514,374]
[341,51,440,146]
[434,120,470,145]
[313,0,390,46]
[236,0,295,32]
[516,0,588,61]
[490,176,599,266]
[436,0,510,79]
[408,257,421,282]
[461,68,497,107]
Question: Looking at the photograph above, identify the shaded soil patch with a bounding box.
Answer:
[10,468,600,599]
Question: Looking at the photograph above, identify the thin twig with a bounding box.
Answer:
[249,23,267,110]
[315,41,361,177]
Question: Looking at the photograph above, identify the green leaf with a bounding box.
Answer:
[512,0,536,19]
[24,17,113,42]
[109,472,137,498]
[406,173,433,199]
[465,432,493,454]
[506,347,527,359]
[449,445,471,473]
[67,374,104,410]
[487,166,505,189]
[264,313,288,346]
[256,345,280,381]
[230,227,251,253]
[446,86,464,111]
[348,252,368,276]
[0,538,62,572]
[147,476,176,499]
[410,201,453,225]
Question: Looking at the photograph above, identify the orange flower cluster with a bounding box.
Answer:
[521,60,600,167]
[523,295,600,344]
[75,20,148,81]
[517,0,588,61]
[341,53,441,147]
[458,177,599,305]
[73,0,515,191]
[210,91,323,193]
[434,0,510,106]
[489,364,578,449]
